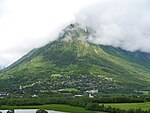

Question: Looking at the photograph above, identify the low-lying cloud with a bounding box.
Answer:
[76,0,150,52]
[0,0,150,67]
[0,0,98,66]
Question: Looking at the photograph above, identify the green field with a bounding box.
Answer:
[0,104,106,113]
[103,102,150,111]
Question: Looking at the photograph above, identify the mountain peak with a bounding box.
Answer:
[58,23,90,41]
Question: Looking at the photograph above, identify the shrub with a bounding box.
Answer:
[7,110,14,113]
[85,103,104,111]
[36,109,48,113]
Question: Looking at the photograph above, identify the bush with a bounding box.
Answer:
[36,109,48,113]
[7,110,14,113]
[85,103,104,111]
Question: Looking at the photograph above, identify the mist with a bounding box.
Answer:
[75,0,150,52]
[0,0,98,66]
[0,0,150,67]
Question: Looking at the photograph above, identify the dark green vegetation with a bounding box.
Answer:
[0,95,150,113]
[36,109,48,113]
[1,95,150,106]
[0,23,150,94]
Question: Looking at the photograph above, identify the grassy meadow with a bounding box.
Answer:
[103,102,150,111]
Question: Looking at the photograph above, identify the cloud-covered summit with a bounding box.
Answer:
[0,0,150,66]
[76,0,150,52]
[0,0,97,66]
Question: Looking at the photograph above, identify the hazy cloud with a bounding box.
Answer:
[76,0,150,52]
[0,0,99,66]
[0,0,150,67]
[0,0,4,16]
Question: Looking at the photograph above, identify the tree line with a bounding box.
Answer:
[0,95,150,113]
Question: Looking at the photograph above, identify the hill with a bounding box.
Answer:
[0,24,150,94]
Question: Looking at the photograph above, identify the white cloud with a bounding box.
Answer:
[1,0,150,67]
[0,0,99,66]
[76,0,150,52]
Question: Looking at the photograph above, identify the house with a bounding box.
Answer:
[85,90,98,94]
[89,94,94,98]
[0,92,7,96]
[31,94,38,98]
[74,95,83,97]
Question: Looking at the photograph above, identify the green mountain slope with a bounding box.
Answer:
[0,24,150,94]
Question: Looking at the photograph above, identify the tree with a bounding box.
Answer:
[36,109,48,113]
[85,103,103,111]
[7,110,14,113]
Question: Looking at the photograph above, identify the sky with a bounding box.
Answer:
[0,0,150,67]
[0,0,99,66]
[76,0,150,52]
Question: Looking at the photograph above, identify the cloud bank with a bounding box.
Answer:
[0,0,98,66]
[0,0,150,66]
[76,0,150,52]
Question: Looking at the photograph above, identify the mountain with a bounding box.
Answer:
[0,66,2,70]
[0,66,5,70]
[0,24,150,94]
